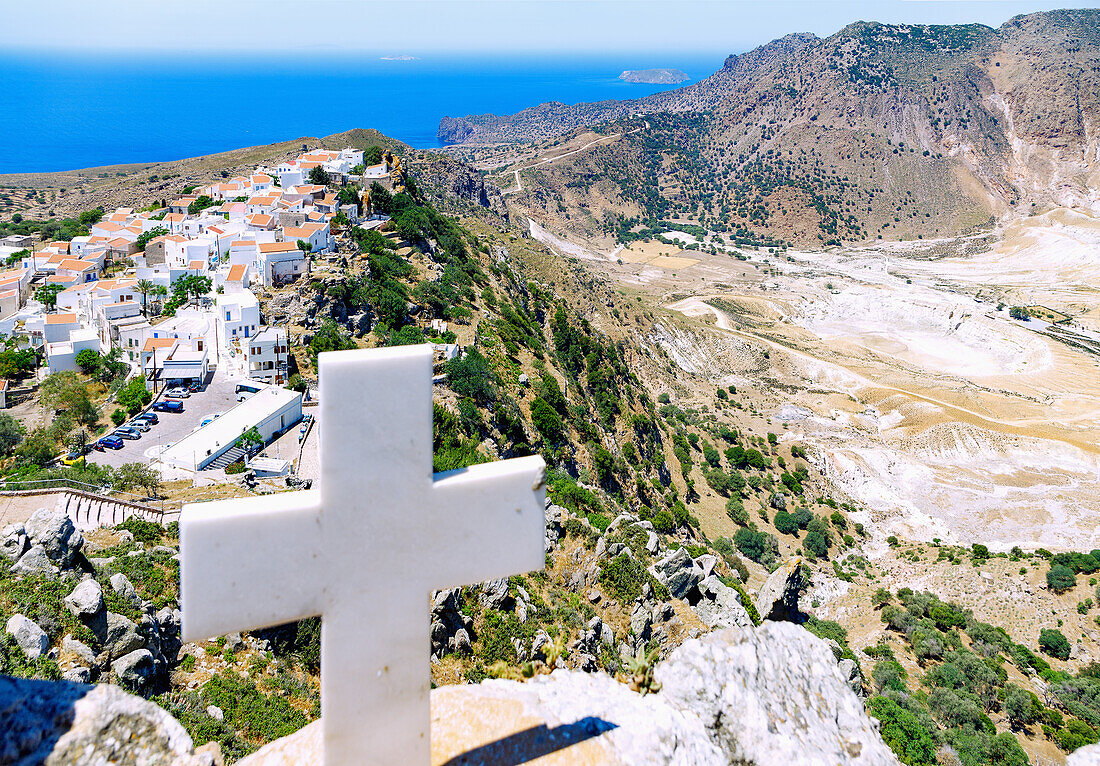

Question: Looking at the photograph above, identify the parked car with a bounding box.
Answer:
[133,413,158,425]
[187,381,203,392]
[61,450,86,466]
[113,427,141,440]
[128,420,151,432]
[152,401,184,413]
[98,436,124,450]
[165,388,190,399]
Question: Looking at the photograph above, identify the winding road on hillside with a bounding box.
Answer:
[500,122,647,194]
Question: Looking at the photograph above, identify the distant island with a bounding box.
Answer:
[381,54,419,61]
[619,68,689,84]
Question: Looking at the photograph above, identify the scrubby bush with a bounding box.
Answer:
[1040,628,1071,660]
[1048,564,1077,593]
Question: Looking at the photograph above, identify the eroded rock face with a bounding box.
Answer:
[237,624,897,766]
[0,674,214,766]
[754,557,808,623]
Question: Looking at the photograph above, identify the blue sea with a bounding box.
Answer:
[0,52,724,174]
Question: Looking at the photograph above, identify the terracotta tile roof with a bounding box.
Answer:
[226,264,247,281]
[143,337,176,352]
[46,313,78,324]
[258,242,300,253]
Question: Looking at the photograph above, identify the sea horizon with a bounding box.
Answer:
[0,51,725,175]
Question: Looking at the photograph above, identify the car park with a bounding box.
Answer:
[98,436,124,450]
[113,427,141,440]
[153,400,184,413]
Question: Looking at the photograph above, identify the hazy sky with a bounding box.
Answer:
[4,0,1097,55]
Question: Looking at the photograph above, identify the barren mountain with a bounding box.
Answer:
[442,10,1100,246]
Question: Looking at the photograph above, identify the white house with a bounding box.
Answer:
[46,328,100,375]
[256,242,305,287]
[158,384,302,471]
[246,327,288,385]
[216,290,261,341]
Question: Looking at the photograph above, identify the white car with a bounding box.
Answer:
[165,388,191,399]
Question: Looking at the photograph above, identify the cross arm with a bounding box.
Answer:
[180,489,323,642]
[428,455,546,590]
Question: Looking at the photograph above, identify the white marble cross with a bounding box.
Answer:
[180,345,546,764]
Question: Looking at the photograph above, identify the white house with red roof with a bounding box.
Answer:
[256,241,305,287]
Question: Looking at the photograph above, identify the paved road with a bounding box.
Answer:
[88,373,239,469]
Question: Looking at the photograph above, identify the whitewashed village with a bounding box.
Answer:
[0,146,449,481]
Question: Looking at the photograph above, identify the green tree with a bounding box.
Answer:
[15,428,58,467]
[1003,684,1036,729]
[364,146,385,166]
[1009,306,1030,321]
[39,371,97,426]
[530,397,563,443]
[868,696,936,766]
[35,283,64,313]
[135,279,157,316]
[134,226,167,252]
[307,166,331,186]
[1048,564,1077,593]
[445,350,495,404]
[1040,628,1071,660]
[236,427,263,453]
[309,320,356,362]
[0,413,24,456]
[74,349,102,376]
[116,375,152,415]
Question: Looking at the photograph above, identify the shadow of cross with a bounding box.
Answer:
[179,345,546,765]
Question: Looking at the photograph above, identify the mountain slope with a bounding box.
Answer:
[443,10,1100,245]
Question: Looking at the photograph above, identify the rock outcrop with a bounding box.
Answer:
[236,623,897,765]
[754,557,807,623]
[0,674,215,765]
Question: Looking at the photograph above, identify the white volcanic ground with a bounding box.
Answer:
[767,212,1100,551]
[586,209,1100,551]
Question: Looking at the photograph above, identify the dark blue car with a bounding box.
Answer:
[152,400,183,413]
[98,436,124,450]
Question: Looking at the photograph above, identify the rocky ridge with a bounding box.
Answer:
[443,10,1100,243]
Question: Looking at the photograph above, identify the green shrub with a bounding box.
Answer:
[1040,628,1071,660]
[1048,564,1078,592]
[868,696,936,765]
[599,553,649,603]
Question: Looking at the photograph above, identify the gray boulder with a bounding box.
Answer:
[754,557,808,623]
[61,635,97,666]
[693,576,754,630]
[1069,742,1100,765]
[838,659,863,697]
[769,492,788,511]
[236,622,898,766]
[64,578,105,618]
[5,614,49,660]
[652,547,704,601]
[110,572,141,607]
[654,623,899,765]
[112,649,156,692]
[0,674,215,765]
[25,507,83,567]
[103,612,145,659]
[479,578,512,610]
[11,544,59,578]
[1,523,28,560]
[63,666,93,684]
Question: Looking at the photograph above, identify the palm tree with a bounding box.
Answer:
[135,279,156,317]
